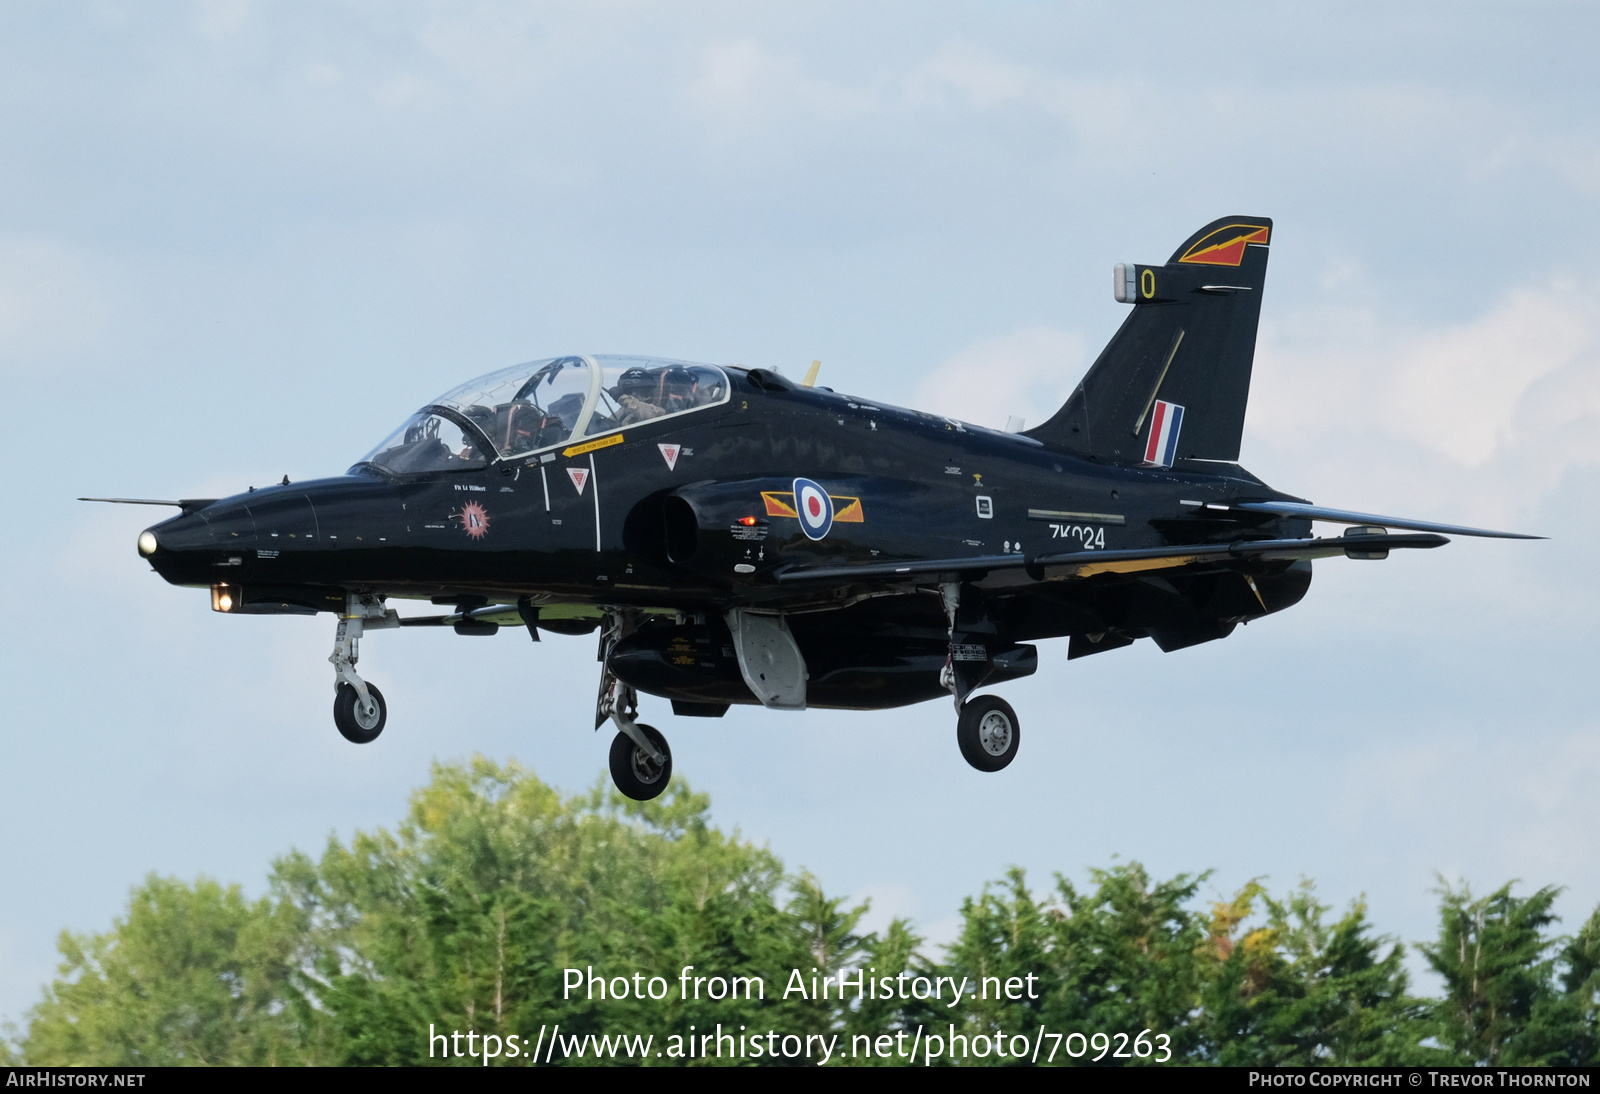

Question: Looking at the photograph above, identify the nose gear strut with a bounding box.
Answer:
[329,592,397,743]
[596,608,672,799]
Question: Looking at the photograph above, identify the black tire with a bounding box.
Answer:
[957,695,1019,772]
[334,682,386,744]
[609,724,672,801]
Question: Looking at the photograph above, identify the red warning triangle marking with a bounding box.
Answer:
[567,467,589,494]
[658,443,681,471]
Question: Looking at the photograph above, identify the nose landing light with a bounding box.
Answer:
[138,531,158,556]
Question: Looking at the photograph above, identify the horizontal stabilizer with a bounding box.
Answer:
[1226,501,1543,539]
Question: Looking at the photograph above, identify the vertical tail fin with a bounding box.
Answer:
[1025,216,1273,466]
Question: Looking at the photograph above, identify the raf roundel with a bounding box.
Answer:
[793,478,833,540]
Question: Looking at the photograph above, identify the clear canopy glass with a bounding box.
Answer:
[583,358,730,438]
[360,411,491,475]
[355,355,731,474]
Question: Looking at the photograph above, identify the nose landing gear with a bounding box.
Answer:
[334,681,387,743]
[329,593,397,744]
[597,608,673,801]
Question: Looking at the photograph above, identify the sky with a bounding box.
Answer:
[3,1,1600,1026]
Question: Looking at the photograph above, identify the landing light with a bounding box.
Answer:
[211,584,236,613]
[138,531,157,556]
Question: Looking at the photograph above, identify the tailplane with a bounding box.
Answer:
[1025,216,1272,466]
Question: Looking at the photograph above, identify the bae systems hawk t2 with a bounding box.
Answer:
[92,217,1538,800]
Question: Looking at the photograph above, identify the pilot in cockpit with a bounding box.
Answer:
[612,366,668,425]
[660,366,703,413]
[458,405,495,460]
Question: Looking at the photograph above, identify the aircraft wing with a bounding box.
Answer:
[1220,500,1543,539]
[775,553,1024,585]
[775,531,1446,587]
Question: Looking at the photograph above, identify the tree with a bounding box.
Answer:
[1201,882,1436,1065]
[19,757,1600,1068]
[23,875,305,1065]
[842,918,942,1062]
[944,867,1053,1055]
[1548,906,1600,1064]
[275,757,834,1065]
[1417,879,1589,1065]
[1041,862,1213,1063]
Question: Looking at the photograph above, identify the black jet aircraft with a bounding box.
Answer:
[92,216,1538,800]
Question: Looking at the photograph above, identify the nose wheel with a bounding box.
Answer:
[596,609,673,800]
[957,694,1019,772]
[328,592,397,745]
[334,682,387,743]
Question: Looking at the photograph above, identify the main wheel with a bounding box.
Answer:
[957,695,1019,772]
[334,682,386,744]
[609,724,672,801]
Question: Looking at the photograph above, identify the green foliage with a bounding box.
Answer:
[1200,882,1438,1065]
[843,918,939,1059]
[15,758,1600,1067]
[1420,880,1598,1065]
[1044,862,1213,1060]
[278,757,830,1064]
[23,875,305,1065]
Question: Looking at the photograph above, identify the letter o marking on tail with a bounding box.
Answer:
[1140,268,1155,299]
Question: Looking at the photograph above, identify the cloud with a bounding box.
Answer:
[196,0,253,40]
[915,273,1600,552]
[1245,276,1600,528]
[1255,283,1594,467]
[903,42,1137,143]
[685,39,875,129]
[913,327,1085,431]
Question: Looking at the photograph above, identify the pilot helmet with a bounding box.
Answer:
[662,366,698,402]
[459,404,495,430]
[613,366,656,399]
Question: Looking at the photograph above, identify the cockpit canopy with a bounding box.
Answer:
[356,355,730,475]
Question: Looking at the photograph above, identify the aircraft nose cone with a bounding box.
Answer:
[142,509,219,586]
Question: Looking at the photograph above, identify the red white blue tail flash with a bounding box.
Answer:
[1143,401,1185,468]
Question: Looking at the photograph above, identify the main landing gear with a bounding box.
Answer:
[608,722,672,801]
[957,694,1020,772]
[942,582,1022,773]
[329,592,397,744]
[597,609,673,801]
